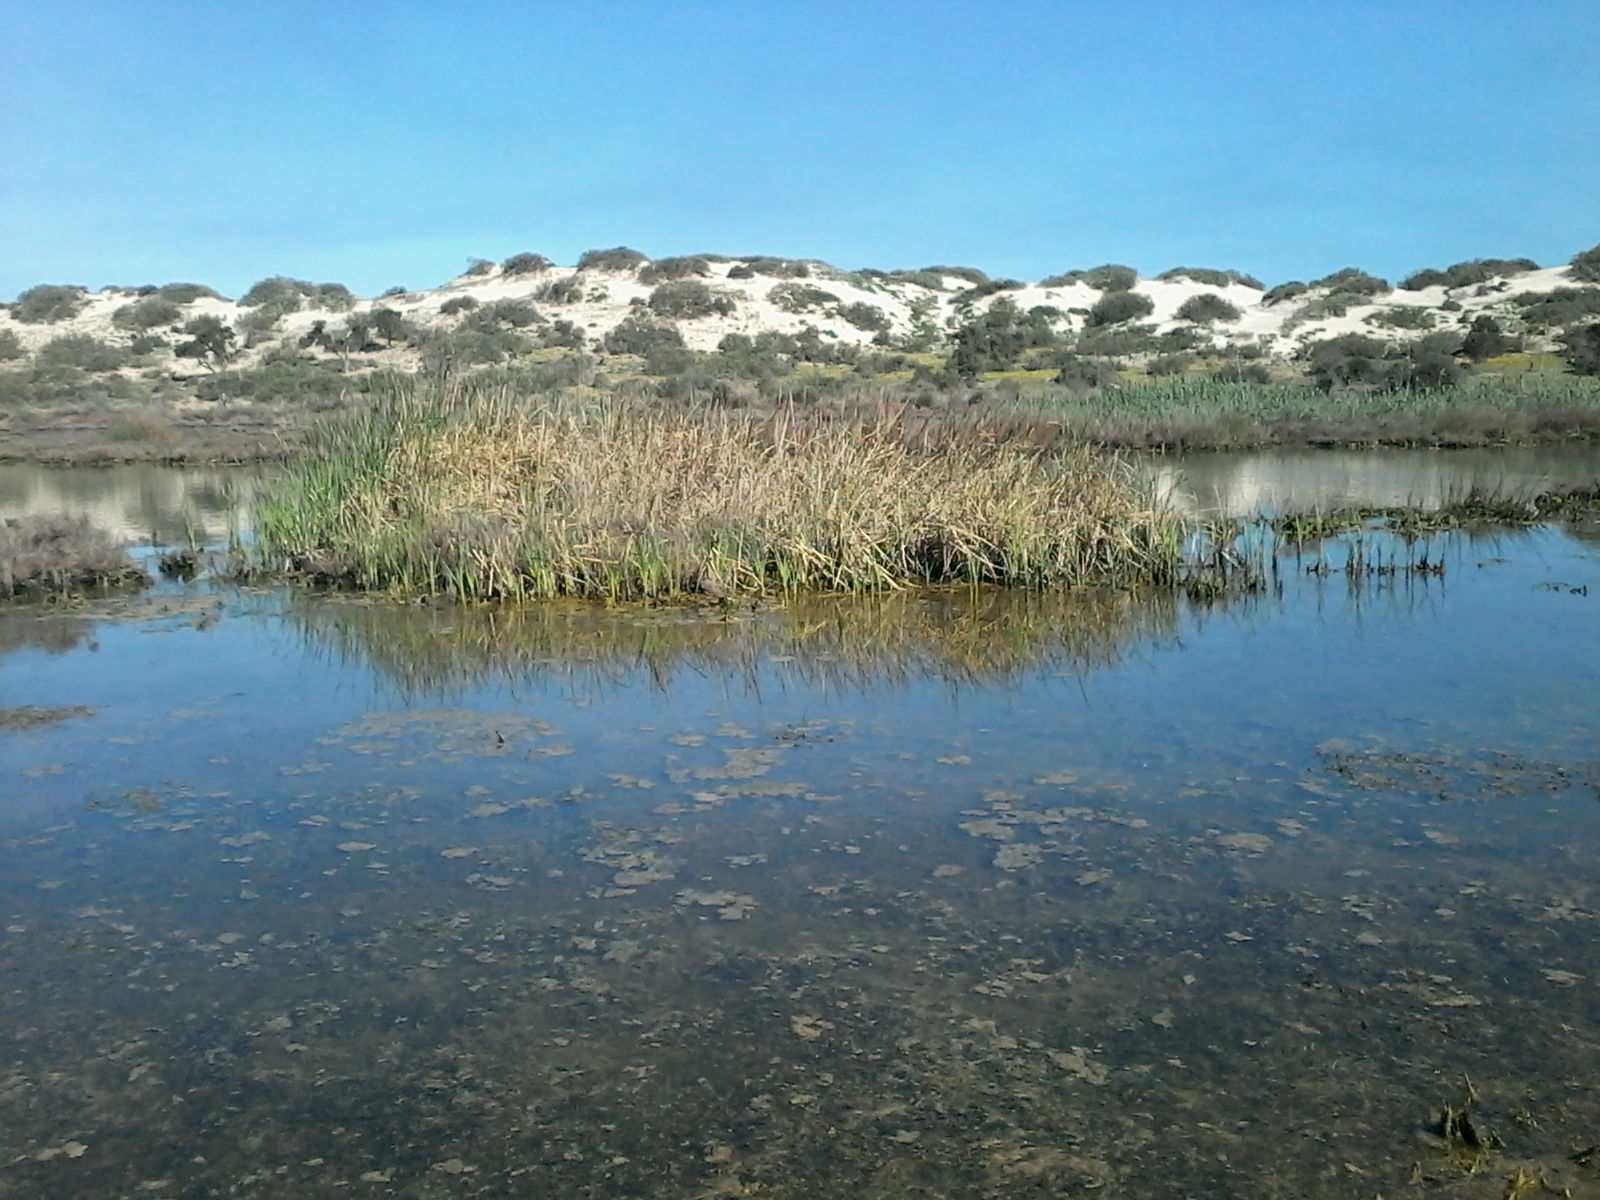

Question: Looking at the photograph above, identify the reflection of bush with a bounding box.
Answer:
[289,585,1180,697]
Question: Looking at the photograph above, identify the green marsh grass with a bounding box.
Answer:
[256,379,1184,600]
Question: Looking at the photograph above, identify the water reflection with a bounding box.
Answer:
[290,586,1182,697]
[0,463,262,544]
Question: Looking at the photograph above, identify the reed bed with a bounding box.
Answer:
[257,381,1184,599]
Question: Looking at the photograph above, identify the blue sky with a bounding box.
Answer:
[2,0,1596,300]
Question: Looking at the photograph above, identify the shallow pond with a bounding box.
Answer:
[1,454,1599,1199]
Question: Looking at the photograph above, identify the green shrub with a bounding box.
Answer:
[464,258,494,277]
[1297,291,1375,320]
[1364,306,1435,330]
[501,252,551,276]
[956,279,1025,303]
[1085,290,1154,327]
[648,281,736,319]
[1210,360,1273,385]
[921,265,989,286]
[1566,244,1600,284]
[13,285,87,324]
[465,299,543,331]
[638,256,711,284]
[236,307,283,344]
[1261,281,1308,306]
[945,298,1058,376]
[1559,322,1600,374]
[0,330,25,361]
[538,320,588,351]
[734,256,811,279]
[156,282,226,304]
[1154,267,1264,289]
[369,308,418,346]
[37,335,128,372]
[603,315,685,355]
[832,302,891,332]
[1156,327,1207,352]
[1147,352,1194,377]
[1174,293,1241,324]
[1400,258,1539,290]
[129,334,169,355]
[1073,325,1160,357]
[1309,267,1388,296]
[534,277,584,305]
[1301,332,1463,392]
[379,286,409,299]
[768,282,840,313]
[1512,287,1600,328]
[885,269,948,290]
[577,246,648,272]
[1042,264,1138,291]
[1460,315,1518,362]
[440,295,479,315]
[111,296,184,331]
[1051,355,1122,392]
[414,327,529,371]
[238,276,307,311]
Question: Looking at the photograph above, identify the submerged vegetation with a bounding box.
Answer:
[257,380,1182,599]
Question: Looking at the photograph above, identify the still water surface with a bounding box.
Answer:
[1,454,1598,1198]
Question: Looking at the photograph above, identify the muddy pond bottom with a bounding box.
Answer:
[2,524,1599,1200]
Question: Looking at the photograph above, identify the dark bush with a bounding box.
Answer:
[1174,293,1242,324]
[1400,258,1540,290]
[1566,244,1600,284]
[465,299,542,331]
[1512,287,1600,328]
[1042,264,1138,291]
[833,302,891,332]
[236,307,283,344]
[768,282,840,313]
[1085,290,1154,327]
[885,269,948,290]
[1460,315,1518,362]
[1156,327,1207,352]
[922,265,989,286]
[238,276,307,311]
[439,295,479,315]
[501,252,552,276]
[379,286,409,299]
[638,256,711,284]
[1154,267,1264,290]
[1210,360,1273,385]
[1309,268,1389,296]
[538,320,588,351]
[369,308,418,346]
[464,259,494,277]
[726,265,755,280]
[1073,325,1161,357]
[0,330,24,361]
[603,315,685,356]
[129,334,169,356]
[1298,292,1376,320]
[414,327,528,371]
[1559,322,1600,374]
[1051,355,1122,392]
[37,335,128,372]
[1364,306,1435,330]
[946,298,1058,376]
[1261,281,1308,306]
[534,277,584,305]
[1147,353,1194,377]
[111,297,183,331]
[577,246,648,273]
[735,256,811,279]
[1302,332,1463,392]
[13,285,87,324]
[956,280,1026,304]
[648,281,736,319]
[156,282,226,304]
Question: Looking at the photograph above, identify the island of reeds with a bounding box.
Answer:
[255,381,1183,599]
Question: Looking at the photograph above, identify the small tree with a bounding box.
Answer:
[1558,322,1600,375]
[1084,291,1154,327]
[369,308,417,346]
[1174,293,1241,324]
[174,315,238,374]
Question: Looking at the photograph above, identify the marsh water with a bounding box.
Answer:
[2,452,1599,1199]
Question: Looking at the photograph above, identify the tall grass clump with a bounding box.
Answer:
[257,379,1183,599]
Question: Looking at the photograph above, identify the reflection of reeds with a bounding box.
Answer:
[289,586,1182,697]
[257,379,1183,599]
[0,515,148,597]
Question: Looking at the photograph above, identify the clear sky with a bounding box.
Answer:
[2,0,1596,300]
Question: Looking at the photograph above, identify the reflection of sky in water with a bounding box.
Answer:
[1,526,1598,1198]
